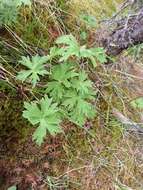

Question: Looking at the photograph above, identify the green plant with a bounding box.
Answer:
[23,96,62,145]
[16,55,49,87]
[128,43,143,59]
[0,1,18,25]
[16,34,106,145]
[45,62,78,101]
[62,71,96,126]
[0,0,31,26]
[18,61,96,145]
[131,97,143,109]
[80,13,97,28]
[55,35,80,61]
[51,34,107,67]
[46,63,96,126]
[63,90,96,126]
[80,31,88,41]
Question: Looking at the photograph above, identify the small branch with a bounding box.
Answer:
[112,108,143,134]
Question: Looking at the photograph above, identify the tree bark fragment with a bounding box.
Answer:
[103,7,143,56]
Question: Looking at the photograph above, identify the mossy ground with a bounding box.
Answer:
[0,0,143,189]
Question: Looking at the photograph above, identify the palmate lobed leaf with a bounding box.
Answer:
[33,124,47,146]
[76,98,96,117]
[90,47,107,63]
[56,34,79,46]
[63,89,96,126]
[68,99,96,127]
[63,90,95,113]
[71,71,94,95]
[61,69,96,126]
[49,46,65,60]
[45,81,65,101]
[23,101,42,125]
[70,109,95,127]
[55,34,107,66]
[39,97,59,116]
[23,96,62,145]
[62,90,79,110]
[33,117,62,145]
[51,62,78,82]
[79,46,107,67]
[16,70,32,82]
[46,62,79,101]
[19,55,49,69]
[55,34,80,61]
[17,55,49,87]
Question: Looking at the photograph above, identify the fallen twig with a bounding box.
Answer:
[112,108,143,134]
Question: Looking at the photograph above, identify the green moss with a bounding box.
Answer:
[0,96,30,141]
[57,0,68,10]
[15,8,50,49]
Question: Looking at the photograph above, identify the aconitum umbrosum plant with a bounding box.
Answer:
[17,34,107,145]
